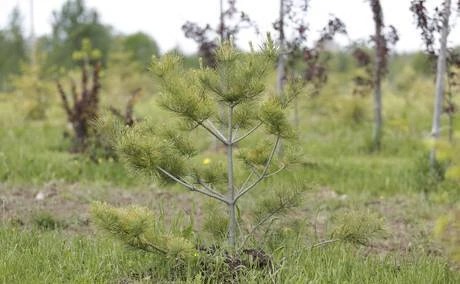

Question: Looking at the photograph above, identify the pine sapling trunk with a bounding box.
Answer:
[227,105,237,248]
[430,0,451,165]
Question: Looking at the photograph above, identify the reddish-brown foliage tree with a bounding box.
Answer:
[57,55,101,152]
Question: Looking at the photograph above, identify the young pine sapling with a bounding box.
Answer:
[93,38,303,251]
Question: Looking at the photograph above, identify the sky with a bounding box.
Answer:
[1,0,459,54]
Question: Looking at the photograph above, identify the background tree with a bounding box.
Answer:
[368,0,399,151]
[411,0,455,165]
[431,0,452,163]
[122,32,160,69]
[274,1,346,128]
[45,0,112,70]
[0,7,28,91]
[103,36,156,101]
[10,58,54,120]
[57,39,102,152]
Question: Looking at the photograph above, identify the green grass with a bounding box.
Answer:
[0,228,154,283]
[276,245,458,284]
[1,227,458,283]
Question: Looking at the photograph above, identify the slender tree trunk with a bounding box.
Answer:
[430,0,451,165]
[372,62,383,150]
[371,0,384,151]
[227,105,236,248]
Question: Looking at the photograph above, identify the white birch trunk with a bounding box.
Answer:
[430,0,452,165]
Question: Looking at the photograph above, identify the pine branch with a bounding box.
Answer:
[265,163,286,177]
[157,167,229,204]
[239,170,255,190]
[310,239,340,249]
[145,242,168,255]
[198,121,228,145]
[233,123,240,139]
[235,136,280,201]
[205,119,227,141]
[239,209,280,249]
[197,179,226,199]
[233,121,263,144]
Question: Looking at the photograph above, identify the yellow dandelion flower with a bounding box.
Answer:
[203,158,211,165]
